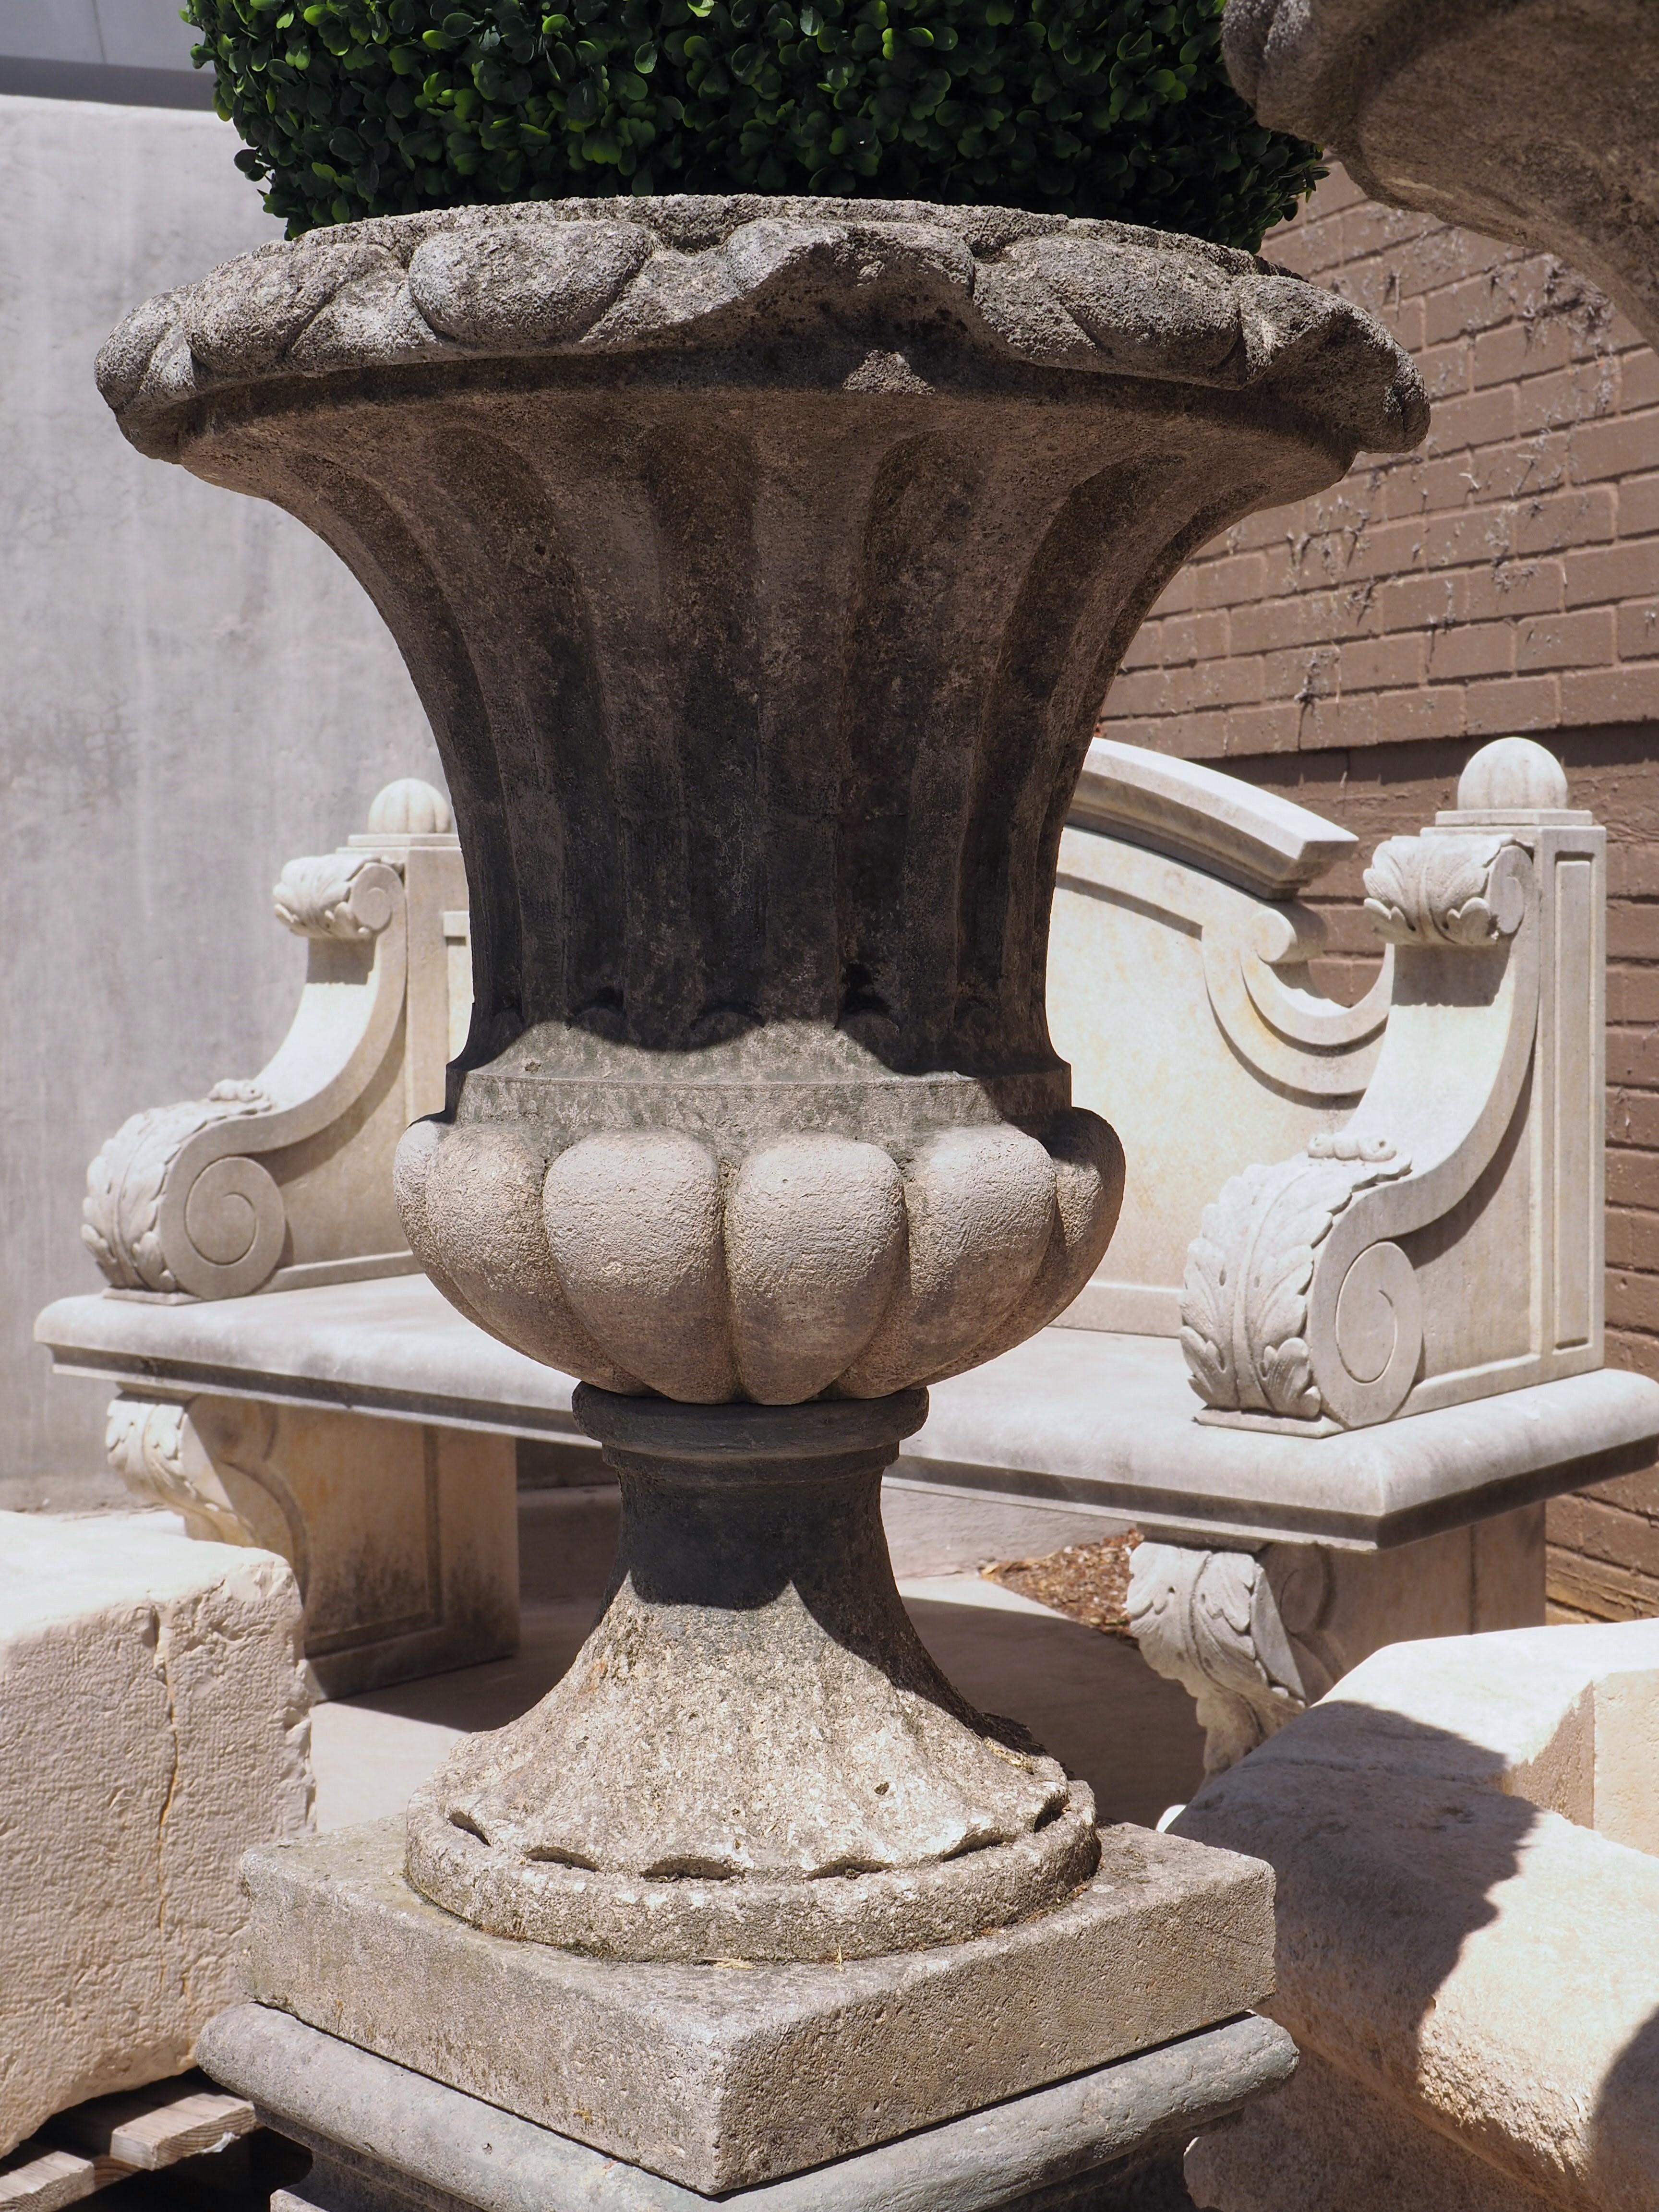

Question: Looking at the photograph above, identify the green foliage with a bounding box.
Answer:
[183,0,1322,248]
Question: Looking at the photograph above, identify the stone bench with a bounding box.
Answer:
[42,743,1659,1748]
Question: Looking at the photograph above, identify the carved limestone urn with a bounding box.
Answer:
[101,196,1424,1963]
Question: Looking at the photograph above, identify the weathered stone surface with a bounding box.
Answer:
[0,1513,311,2159]
[214,2005,1292,2212]
[1178,1619,1659,2210]
[214,2006,1292,2212]
[42,1279,1659,1553]
[405,1387,1097,1961]
[240,1815,1275,2194]
[100,199,1417,1967]
[100,197,1424,1414]
[1223,0,1659,351]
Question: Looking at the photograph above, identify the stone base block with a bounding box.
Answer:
[239,1818,1274,2194]
[0,1513,312,2159]
[202,2003,1294,2212]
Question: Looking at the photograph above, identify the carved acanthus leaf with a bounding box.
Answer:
[1125,1541,1340,1773]
[103,1395,248,1544]
[83,1087,276,1292]
[1362,832,1525,946]
[1179,1138,1410,1421]
[274,852,399,941]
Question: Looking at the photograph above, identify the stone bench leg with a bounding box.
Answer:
[1125,1504,1545,1774]
[106,1394,518,1697]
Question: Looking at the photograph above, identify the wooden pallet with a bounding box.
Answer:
[0,2077,257,2209]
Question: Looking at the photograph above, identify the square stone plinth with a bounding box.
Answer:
[241,1818,1274,2195]
[203,2001,1296,2212]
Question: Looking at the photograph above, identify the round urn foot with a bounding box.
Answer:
[405,1388,1099,1961]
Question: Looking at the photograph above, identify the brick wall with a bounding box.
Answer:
[1095,167,1659,1625]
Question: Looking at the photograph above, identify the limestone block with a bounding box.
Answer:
[1179,1618,1659,2210]
[0,1512,312,2158]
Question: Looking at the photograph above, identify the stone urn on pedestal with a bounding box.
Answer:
[103,196,1424,2207]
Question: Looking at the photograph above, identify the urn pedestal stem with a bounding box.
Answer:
[407,1386,1098,1960]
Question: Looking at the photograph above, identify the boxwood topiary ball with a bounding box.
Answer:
[185,0,1323,249]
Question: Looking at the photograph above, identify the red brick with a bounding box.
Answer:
[1159,611,1231,667]
[1546,1492,1659,1581]
[1378,569,1469,631]
[1472,317,1574,389]
[1462,559,1567,619]
[1304,685,1467,749]
[1561,663,1659,725]
[1607,1328,1659,1377]
[1217,702,1302,756]
[1229,592,1348,656]
[1465,434,1571,504]
[1105,668,1179,718]
[1334,634,1428,691]
[1424,385,1519,451]
[1608,911,1659,965]
[1609,1271,1659,1335]
[1607,966,1659,1022]
[1565,544,1659,606]
[1463,673,1562,734]
[1608,1028,1659,1089]
[1191,656,1267,709]
[1516,607,1616,670]
[1421,272,1518,341]
[1621,349,1659,412]
[1144,564,1199,618]
[1618,473,1659,536]
[1428,621,1515,680]
[1610,848,1659,899]
[1193,553,1267,612]
[1608,1207,1659,1274]
[1618,601,1659,660]
[1262,645,1339,701]
[1613,1083,1659,1143]
[1609,1148,1659,1207]
[1570,409,1659,485]
[1513,362,1619,438]
[1511,486,1617,554]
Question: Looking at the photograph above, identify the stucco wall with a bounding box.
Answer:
[1,94,441,1506]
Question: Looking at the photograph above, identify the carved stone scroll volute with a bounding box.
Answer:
[1179,737,1605,1432]
[82,781,465,1300]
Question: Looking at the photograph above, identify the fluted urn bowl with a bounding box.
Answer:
[102,197,1425,1961]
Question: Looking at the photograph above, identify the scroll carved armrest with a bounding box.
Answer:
[79,783,468,1299]
[1177,740,1605,1432]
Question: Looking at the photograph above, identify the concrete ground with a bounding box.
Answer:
[311,1483,1208,1833]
